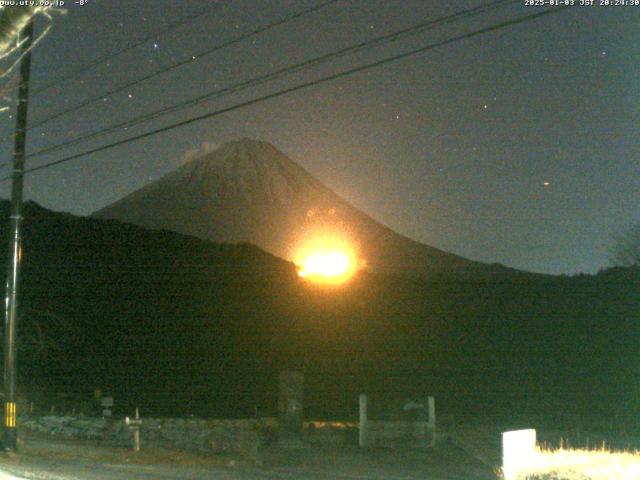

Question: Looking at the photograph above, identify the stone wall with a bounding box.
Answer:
[20,415,279,455]
[366,420,434,447]
[20,415,433,453]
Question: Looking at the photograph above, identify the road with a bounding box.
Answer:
[0,436,499,480]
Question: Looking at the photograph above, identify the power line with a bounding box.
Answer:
[0,5,574,183]
[31,6,214,96]
[25,0,518,161]
[116,0,518,130]
[25,0,340,134]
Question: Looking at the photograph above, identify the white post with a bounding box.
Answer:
[502,429,537,480]
[359,394,368,447]
[126,407,142,452]
[133,407,141,452]
[427,396,436,447]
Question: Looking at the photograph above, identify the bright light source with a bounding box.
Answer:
[299,251,351,279]
[294,233,360,285]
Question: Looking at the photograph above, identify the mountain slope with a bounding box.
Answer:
[94,138,510,278]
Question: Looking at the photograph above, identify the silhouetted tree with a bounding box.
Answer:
[611,224,640,267]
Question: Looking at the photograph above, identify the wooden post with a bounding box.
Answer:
[3,20,34,453]
[359,394,368,447]
[427,396,436,447]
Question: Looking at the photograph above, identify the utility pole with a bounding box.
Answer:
[3,20,34,452]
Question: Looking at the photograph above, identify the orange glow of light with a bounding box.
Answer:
[295,235,359,285]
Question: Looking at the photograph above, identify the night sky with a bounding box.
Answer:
[0,0,637,275]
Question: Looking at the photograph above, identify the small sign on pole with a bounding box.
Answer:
[278,371,304,447]
[125,407,142,452]
[101,396,114,418]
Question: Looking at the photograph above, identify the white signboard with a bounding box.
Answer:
[502,428,537,480]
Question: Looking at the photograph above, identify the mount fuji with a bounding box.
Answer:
[94,138,513,278]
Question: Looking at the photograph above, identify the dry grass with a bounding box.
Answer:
[506,445,640,480]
